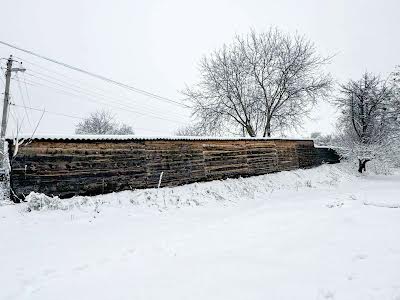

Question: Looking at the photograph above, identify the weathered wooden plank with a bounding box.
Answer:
[8,138,335,199]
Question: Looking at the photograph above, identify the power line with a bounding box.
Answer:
[10,103,169,134]
[21,63,188,119]
[21,73,33,109]
[0,67,5,87]
[23,68,185,119]
[14,76,187,125]
[0,40,189,108]
[15,73,33,129]
[11,103,82,120]
[15,57,132,98]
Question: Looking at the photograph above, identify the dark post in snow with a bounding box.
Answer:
[0,55,26,173]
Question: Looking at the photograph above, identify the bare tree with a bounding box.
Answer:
[310,132,334,146]
[333,72,399,173]
[175,124,208,136]
[116,123,135,135]
[184,28,332,137]
[75,109,134,135]
[184,43,257,136]
[391,65,400,119]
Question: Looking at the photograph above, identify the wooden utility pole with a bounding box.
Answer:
[0,55,25,171]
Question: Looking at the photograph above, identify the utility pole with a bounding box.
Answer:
[0,55,25,172]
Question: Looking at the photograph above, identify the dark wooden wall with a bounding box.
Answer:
[8,138,339,199]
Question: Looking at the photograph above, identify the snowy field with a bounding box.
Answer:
[1,164,400,300]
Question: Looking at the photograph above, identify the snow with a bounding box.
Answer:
[1,164,400,300]
[6,133,313,141]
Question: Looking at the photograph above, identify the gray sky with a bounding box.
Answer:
[1,0,399,137]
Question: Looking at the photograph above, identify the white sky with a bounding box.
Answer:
[1,0,399,137]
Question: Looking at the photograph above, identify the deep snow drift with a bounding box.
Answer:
[0,164,400,300]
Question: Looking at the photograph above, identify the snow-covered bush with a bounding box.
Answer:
[25,192,68,211]
[332,72,400,173]
[25,192,107,212]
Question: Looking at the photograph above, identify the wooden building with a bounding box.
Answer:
[7,135,339,199]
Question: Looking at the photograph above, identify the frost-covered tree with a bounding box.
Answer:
[175,124,208,136]
[310,132,334,146]
[75,110,134,135]
[391,65,400,119]
[333,72,399,173]
[115,123,135,135]
[389,66,400,166]
[184,28,332,137]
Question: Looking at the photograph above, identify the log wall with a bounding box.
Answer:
[8,138,339,199]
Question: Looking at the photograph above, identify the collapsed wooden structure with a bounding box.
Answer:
[7,136,339,199]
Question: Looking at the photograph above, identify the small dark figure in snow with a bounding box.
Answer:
[358,158,371,173]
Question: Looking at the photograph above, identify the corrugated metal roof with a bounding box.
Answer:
[6,134,313,142]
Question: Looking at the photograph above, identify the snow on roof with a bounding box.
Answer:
[6,134,313,142]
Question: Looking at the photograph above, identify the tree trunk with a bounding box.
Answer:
[245,124,256,137]
[263,119,271,137]
[358,159,370,173]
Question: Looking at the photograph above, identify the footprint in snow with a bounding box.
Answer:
[119,248,136,261]
[122,248,136,257]
[353,254,368,261]
[347,273,356,281]
[73,264,89,272]
[42,269,56,277]
[318,289,335,299]
[125,248,135,255]
[326,201,344,208]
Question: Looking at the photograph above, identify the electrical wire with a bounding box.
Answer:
[10,103,168,134]
[14,57,141,101]
[14,74,33,129]
[0,67,5,87]
[8,107,25,138]
[21,73,33,110]
[14,77,187,125]
[11,103,81,120]
[0,45,192,136]
[23,68,186,119]
[0,40,189,107]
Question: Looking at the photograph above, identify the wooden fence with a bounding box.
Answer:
[7,137,339,199]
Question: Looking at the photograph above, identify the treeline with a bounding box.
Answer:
[178,28,400,173]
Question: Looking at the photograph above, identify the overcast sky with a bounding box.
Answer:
[1,0,399,137]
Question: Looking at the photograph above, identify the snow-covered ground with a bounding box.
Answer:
[1,164,400,300]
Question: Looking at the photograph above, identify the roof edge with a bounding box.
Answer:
[5,134,313,142]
